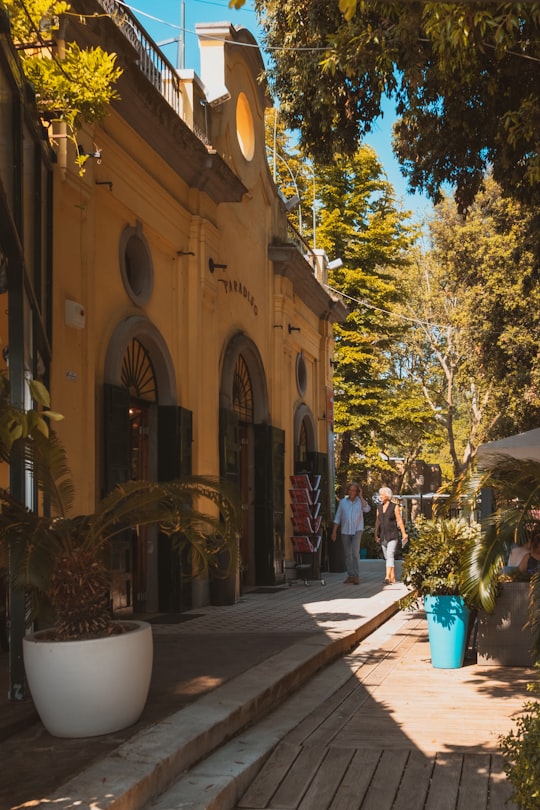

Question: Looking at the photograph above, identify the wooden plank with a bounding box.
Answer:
[457,754,490,809]
[235,614,531,810]
[488,754,518,810]
[288,622,422,748]
[239,747,519,810]
[297,746,356,810]
[358,748,409,810]
[286,679,367,746]
[329,664,530,755]
[238,741,301,808]
[392,749,433,810]
[329,748,382,810]
[269,745,328,809]
[298,686,372,749]
[301,630,428,751]
[425,754,463,810]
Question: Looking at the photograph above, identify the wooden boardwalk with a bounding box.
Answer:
[236,615,532,810]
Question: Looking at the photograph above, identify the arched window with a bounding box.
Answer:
[297,418,308,465]
[121,338,157,401]
[233,354,254,422]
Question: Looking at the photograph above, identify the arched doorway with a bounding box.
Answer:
[103,317,191,614]
[219,334,285,588]
[121,338,156,610]
[233,353,254,582]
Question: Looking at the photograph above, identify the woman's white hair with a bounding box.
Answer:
[379,486,393,498]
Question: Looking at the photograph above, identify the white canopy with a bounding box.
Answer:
[476,428,540,467]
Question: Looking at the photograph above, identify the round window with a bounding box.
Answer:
[236,92,255,161]
[296,352,307,397]
[119,225,153,306]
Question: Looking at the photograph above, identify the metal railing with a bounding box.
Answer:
[94,0,209,143]
[287,220,317,268]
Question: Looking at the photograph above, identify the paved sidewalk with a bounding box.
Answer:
[1,560,407,810]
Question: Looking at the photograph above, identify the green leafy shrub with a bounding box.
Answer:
[500,673,540,810]
[401,517,480,609]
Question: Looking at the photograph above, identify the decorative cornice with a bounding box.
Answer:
[269,245,348,323]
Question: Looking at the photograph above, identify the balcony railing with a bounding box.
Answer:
[95,0,209,140]
[287,220,317,268]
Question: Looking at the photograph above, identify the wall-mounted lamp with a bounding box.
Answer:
[78,145,102,163]
[177,250,195,256]
[327,258,343,270]
[209,258,227,273]
[288,324,301,334]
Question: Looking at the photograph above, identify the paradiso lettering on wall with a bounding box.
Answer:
[218,279,258,316]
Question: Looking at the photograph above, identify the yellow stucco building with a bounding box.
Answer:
[6,2,346,617]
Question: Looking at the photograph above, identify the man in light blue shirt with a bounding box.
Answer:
[331,482,371,584]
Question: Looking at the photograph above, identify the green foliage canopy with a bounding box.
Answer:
[312,145,425,487]
[429,179,540,439]
[3,0,122,169]
[392,178,540,479]
[250,0,540,212]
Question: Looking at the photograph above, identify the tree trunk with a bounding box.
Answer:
[336,430,353,496]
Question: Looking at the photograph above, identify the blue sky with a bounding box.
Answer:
[125,0,432,223]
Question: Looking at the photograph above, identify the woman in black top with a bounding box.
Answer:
[375,487,408,585]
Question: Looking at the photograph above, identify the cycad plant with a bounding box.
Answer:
[0,430,239,641]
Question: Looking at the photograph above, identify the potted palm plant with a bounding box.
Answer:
[0,385,239,737]
[457,455,540,667]
[401,517,480,668]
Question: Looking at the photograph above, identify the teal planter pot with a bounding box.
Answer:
[424,595,469,669]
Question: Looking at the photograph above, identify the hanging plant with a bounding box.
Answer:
[4,0,122,173]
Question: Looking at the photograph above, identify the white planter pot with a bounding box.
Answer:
[23,620,153,738]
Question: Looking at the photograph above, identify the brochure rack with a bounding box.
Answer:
[289,473,325,585]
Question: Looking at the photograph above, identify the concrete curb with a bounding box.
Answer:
[37,596,403,810]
